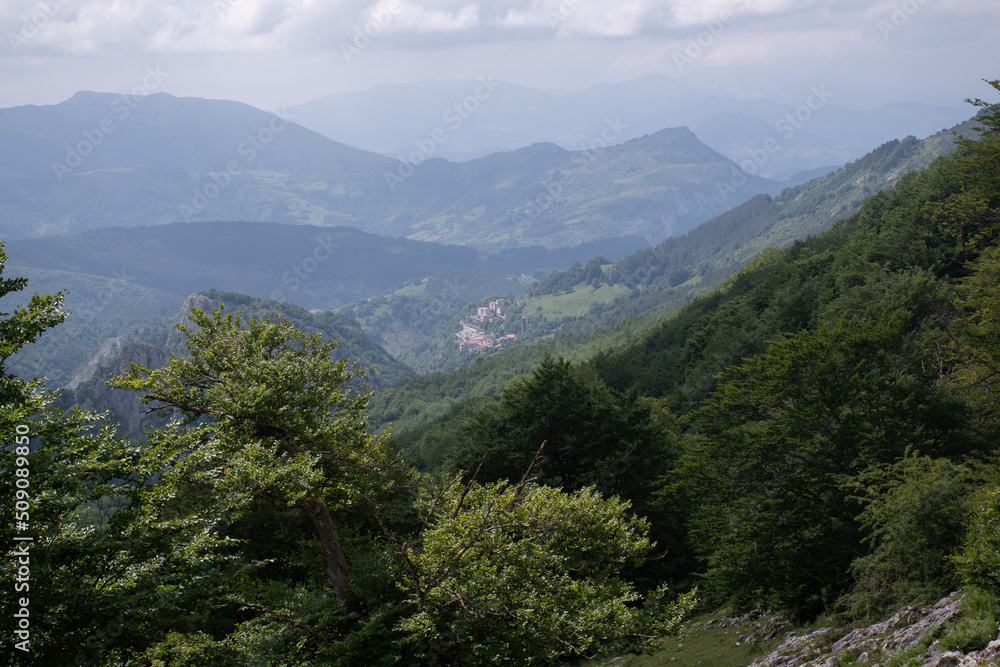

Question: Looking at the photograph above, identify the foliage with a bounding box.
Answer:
[953,486,1000,596]
[843,456,973,620]
[938,617,996,654]
[677,262,979,617]
[390,473,697,665]
[78,304,685,664]
[948,244,1000,421]
[448,354,689,580]
[938,588,1000,654]
[1,246,233,665]
[529,256,613,296]
[0,241,68,401]
[141,631,243,666]
[452,355,666,491]
[109,305,407,601]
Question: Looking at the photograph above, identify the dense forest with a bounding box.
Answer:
[2,83,1000,665]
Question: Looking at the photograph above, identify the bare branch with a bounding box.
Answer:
[510,441,546,509]
[452,453,487,519]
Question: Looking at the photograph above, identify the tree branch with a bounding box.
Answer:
[233,601,332,643]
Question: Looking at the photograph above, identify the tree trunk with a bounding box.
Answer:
[305,495,352,602]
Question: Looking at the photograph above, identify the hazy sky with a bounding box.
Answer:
[1,0,998,111]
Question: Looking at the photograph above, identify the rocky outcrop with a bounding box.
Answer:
[69,342,168,436]
[167,293,221,346]
[750,593,1000,667]
[925,638,1000,667]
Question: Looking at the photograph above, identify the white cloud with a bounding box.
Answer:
[389,2,480,32]
[1,0,997,114]
[5,0,999,56]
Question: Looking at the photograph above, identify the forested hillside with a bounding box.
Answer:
[2,224,645,386]
[368,116,974,416]
[387,82,1000,630]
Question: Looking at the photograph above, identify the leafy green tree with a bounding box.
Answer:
[948,245,1000,422]
[448,354,688,581]
[843,455,973,619]
[452,354,672,501]
[2,245,230,664]
[386,471,696,665]
[103,309,692,665]
[111,305,406,603]
[0,241,66,405]
[954,485,1000,596]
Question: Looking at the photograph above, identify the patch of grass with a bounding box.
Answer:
[939,618,996,653]
[529,283,629,319]
[393,282,426,297]
[883,644,928,667]
[935,590,1000,654]
[576,613,784,667]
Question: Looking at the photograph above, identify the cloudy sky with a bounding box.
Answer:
[1,0,998,111]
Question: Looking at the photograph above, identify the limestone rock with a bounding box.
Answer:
[923,653,963,667]
[750,592,998,667]
[69,342,168,436]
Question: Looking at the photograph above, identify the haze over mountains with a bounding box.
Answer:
[2,111,973,393]
[0,79,978,392]
[1,88,778,248]
[285,75,971,180]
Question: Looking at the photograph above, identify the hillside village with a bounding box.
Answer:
[456,298,519,351]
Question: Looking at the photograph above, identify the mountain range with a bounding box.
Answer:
[285,75,970,180]
[1,90,776,249]
[0,85,978,398]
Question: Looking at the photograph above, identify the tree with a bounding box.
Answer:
[948,244,1000,422]
[449,354,686,578]
[844,455,973,619]
[452,354,672,500]
[0,241,66,405]
[954,485,1000,597]
[106,309,692,664]
[111,305,405,603]
[383,466,696,665]
[2,244,230,664]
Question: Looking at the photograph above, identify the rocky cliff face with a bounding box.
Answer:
[69,341,168,437]
[64,290,413,434]
[751,593,1000,667]
[167,292,221,346]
